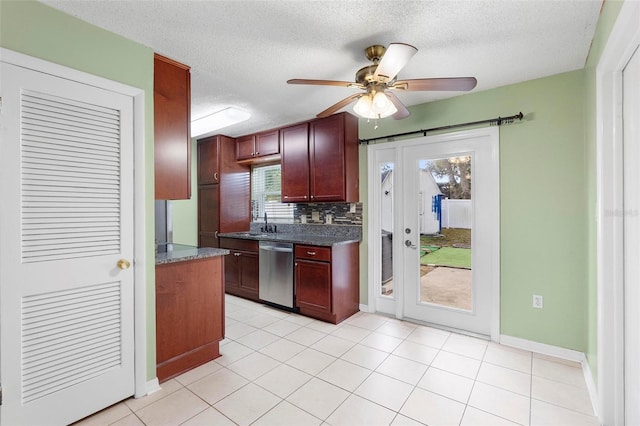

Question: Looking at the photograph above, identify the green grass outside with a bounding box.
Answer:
[421,246,471,268]
[420,228,471,247]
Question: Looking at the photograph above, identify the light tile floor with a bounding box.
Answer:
[77,295,599,425]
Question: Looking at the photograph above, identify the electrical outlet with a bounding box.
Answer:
[533,295,544,309]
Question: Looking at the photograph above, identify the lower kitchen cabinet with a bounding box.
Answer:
[220,238,259,301]
[155,256,224,382]
[295,242,359,324]
[296,258,331,313]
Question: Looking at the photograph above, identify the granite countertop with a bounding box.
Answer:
[218,224,361,247]
[217,232,359,246]
[155,243,229,265]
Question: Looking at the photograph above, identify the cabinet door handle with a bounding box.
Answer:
[214,231,219,238]
[307,251,316,256]
[255,151,260,155]
[234,252,241,257]
[214,172,219,181]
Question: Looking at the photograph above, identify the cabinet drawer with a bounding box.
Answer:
[219,237,258,252]
[295,245,330,262]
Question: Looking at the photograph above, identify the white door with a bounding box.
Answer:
[400,130,499,336]
[0,62,135,425]
[623,44,640,426]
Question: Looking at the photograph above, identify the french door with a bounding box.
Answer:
[369,128,499,338]
[0,60,136,425]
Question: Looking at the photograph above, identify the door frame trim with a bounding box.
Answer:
[596,1,640,424]
[366,127,500,341]
[0,48,149,397]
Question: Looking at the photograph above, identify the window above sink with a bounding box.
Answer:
[251,163,294,223]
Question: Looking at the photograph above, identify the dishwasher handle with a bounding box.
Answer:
[260,246,292,253]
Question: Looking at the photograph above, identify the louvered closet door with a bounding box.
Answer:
[0,62,135,425]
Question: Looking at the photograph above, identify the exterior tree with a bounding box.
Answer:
[423,156,471,199]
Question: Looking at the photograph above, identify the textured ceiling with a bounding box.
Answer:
[40,0,602,137]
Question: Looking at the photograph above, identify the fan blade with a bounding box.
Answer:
[385,91,410,120]
[373,43,418,83]
[392,77,477,92]
[317,93,362,118]
[287,79,363,89]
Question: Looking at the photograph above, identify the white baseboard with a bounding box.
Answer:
[500,335,599,417]
[581,356,599,418]
[359,303,370,313]
[500,334,584,362]
[141,378,161,397]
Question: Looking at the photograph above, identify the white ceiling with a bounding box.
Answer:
[40,0,602,137]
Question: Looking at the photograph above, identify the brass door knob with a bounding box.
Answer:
[117,259,131,270]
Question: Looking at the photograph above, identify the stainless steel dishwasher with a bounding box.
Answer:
[259,241,294,308]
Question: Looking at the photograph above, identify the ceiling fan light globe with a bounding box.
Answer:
[371,94,397,117]
[379,101,398,118]
[354,95,373,117]
[373,91,389,109]
[353,95,397,119]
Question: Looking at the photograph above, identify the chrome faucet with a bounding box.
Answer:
[261,211,276,233]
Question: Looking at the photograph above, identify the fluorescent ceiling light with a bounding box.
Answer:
[191,107,251,137]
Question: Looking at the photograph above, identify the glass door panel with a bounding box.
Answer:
[419,156,473,311]
[380,161,394,297]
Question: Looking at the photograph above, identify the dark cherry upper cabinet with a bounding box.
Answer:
[256,130,280,157]
[154,53,191,200]
[280,123,310,202]
[281,112,359,203]
[197,135,250,248]
[236,129,280,162]
[236,135,256,161]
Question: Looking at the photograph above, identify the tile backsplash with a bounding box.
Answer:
[294,202,362,225]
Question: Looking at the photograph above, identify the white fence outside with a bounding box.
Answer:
[441,198,472,229]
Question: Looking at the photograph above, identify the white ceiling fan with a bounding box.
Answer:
[288,43,478,120]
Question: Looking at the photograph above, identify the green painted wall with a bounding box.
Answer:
[172,139,199,246]
[360,70,589,351]
[583,0,625,382]
[0,0,158,380]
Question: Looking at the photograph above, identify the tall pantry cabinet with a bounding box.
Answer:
[197,135,250,247]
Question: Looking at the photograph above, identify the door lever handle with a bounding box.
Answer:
[405,239,417,249]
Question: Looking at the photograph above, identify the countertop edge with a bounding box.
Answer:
[156,247,230,265]
[218,232,361,247]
